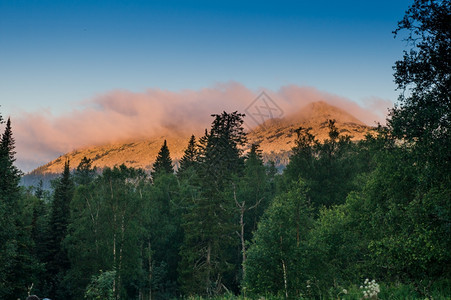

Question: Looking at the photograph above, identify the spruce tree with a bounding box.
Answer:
[74,156,97,185]
[0,117,20,297]
[152,140,174,178]
[0,118,21,186]
[46,160,74,298]
[177,135,198,175]
[241,143,270,235]
[179,112,246,296]
[0,117,39,298]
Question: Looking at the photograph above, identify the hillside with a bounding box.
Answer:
[25,101,373,180]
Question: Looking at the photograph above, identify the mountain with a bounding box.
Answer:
[247,101,369,154]
[22,101,373,186]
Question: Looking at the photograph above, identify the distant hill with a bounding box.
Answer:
[22,101,372,188]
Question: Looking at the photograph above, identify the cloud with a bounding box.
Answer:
[8,82,393,172]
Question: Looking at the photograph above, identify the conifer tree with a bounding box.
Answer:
[0,118,21,297]
[74,156,97,185]
[0,117,39,298]
[152,140,174,178]
[179,112,246,296]
[241,143,271,235]
[178,135,198,175]
[0,118,21,186]
[46,160,74,298]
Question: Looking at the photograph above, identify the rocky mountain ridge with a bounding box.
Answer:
[27,101,373,177]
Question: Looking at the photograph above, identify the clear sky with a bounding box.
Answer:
[0,0,414,171]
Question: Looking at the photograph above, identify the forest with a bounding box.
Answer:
[0,0,450,299]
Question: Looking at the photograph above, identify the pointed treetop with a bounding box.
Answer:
[1,118,16,161]
[0,117,21,196]
[152,139,174,177]
[178,135,198,174]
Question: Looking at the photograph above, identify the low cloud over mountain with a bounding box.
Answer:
[11,82,392,172]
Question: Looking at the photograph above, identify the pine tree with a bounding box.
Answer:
[0,117,39,298]
[179,112,246,296]
[0,118,21,187]
[0,117,20,297]
[152,140,174,178]
[177,135,198,175]
[198,111,246,188]
[35,179,45,200]
[74,156,97,185]
[241,143,271,236]
[46,159,74,298]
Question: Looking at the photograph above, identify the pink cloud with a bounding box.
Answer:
[9,82,393,172]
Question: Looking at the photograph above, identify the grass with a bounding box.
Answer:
[183,280,451,300]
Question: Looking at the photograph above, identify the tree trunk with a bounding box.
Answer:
[282,259,288,299]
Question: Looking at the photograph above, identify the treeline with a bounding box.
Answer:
[0,112,449,299]
[0,0,450,299]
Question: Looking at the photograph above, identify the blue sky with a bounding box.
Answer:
[1,0,412,118]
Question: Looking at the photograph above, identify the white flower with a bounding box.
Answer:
[342,289,348,294]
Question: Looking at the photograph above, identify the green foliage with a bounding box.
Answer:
[0,118,41,298]
[152,140,174,178]
[85,270,116,300]
[74,156,97,185]
[66,165,148,299]
[391,0,451,184]
[179,112,247,296]
[45,160,75,297]
[178,134,199,176]
[197,111,247,188]
[146,172,184,298]
[1,5,450,293]
[244,180,313,298]
[283,120,362,210]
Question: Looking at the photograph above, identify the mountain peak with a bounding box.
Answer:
[287,100,365,126]
[26,101,372,177]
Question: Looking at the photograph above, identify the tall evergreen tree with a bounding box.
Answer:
[179,112,246,296]
[0,118,21,297]
[0,118,21,185]
[177,135,198,176]
[0,117,39,298]
[152,140,174,178]
[46,160,74,298]
[74,156,97,185]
